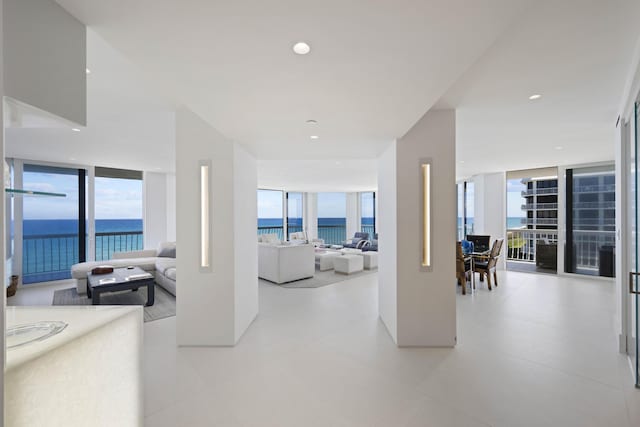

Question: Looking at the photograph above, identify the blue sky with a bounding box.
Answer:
[22,172,143,220]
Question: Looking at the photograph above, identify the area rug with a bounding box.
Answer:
[52,286,176,322]
[261,268,377,289]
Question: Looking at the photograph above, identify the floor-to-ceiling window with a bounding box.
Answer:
[360,192,375,236]
[505,168,558,274]
[565,164,615,277]
[257,189,284,240]
[456,181,474,239]
[21,164,83,284]
[317,192,346,245]
[286,192,303,237]
[19,164,145,284]
[94,167,144,261]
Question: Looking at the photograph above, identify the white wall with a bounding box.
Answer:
[473,172,507,268]
[396,109,456,346]
[1,0,5,417]
[176,108,257,346]
[378,109,457,347]
[346,192,359,238]
[304,192,318,239]
[143,172,167,250]
[377,141,398,343]
[3,0,86,125]
[233,144,258,342]
[166,173,176,241]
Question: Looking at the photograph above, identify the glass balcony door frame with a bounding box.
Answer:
[560,162,616,278]
[11,159,97,286]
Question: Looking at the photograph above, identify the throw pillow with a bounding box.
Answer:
[158,242,177,258]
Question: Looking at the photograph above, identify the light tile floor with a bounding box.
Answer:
[9,271,639,426]
[142,271,639,427]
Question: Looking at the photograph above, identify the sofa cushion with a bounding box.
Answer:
[71,257,159,279]
[157,241,176,258]
[155,257,176,275]
[164,267,177,281]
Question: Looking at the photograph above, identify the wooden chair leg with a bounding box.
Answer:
[486,272,493,291]
[493,270,498,287]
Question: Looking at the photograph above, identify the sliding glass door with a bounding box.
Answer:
[361,192,375,236]
[565,165,615,277]
[257,189,284,240]
[317,192,346,245]
[22,164,84,284]
[94,167,144,261]
[286,192,303,237]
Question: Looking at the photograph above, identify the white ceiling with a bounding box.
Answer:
[438,0,640,179]
[258,159,377,193]
[5,29,177,173]
[9,1,640,191]
[55,0,531,162]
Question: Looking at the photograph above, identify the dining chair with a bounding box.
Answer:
[456,241,473,295]
[473,238,504,291]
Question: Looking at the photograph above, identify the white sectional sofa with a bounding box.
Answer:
[258,240,314,284]
[71,242,176,296]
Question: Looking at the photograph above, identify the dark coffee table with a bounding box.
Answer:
[87,267,155,306]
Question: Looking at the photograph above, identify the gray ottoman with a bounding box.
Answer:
[334,254,364,274]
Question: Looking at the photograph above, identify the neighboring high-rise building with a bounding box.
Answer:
[521,177,558,231]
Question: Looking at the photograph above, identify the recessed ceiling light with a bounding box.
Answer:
[306,119,317,124]
[69,157,77,161]
[529,94,542,100]
[72,128,81,132]
[555,146,563,150]
[86,68,91,74]
[335,161,341,165]
[310,135,319,140]
[293,42,311,55]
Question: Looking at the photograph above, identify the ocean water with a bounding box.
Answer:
[23,219,143,236]
[20,219,144,284]
[257,217,375,245]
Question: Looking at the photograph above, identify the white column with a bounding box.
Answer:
[346,192,359,238]
[473,172,507,269]
[143,172,168,250]
[176,108,258,346]
[378,109,457,347]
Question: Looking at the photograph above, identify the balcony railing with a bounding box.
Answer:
[23,231,144,284]
[258,226,284,241]
[507,228,558,263]
[361,224,375,236]
[572,230,616,271]
[521,218,558,226]
[95,231,144,261]
[521,203,558,210]
[318,225,346,246]
[521,187,558,196]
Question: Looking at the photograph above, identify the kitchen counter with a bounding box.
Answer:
[5,305,143,427]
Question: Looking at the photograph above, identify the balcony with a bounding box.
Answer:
[521,187,558,196]
[521,203,558,210]
[521,218,558,226]
[507,228,558,263]
[23,231,144,284]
